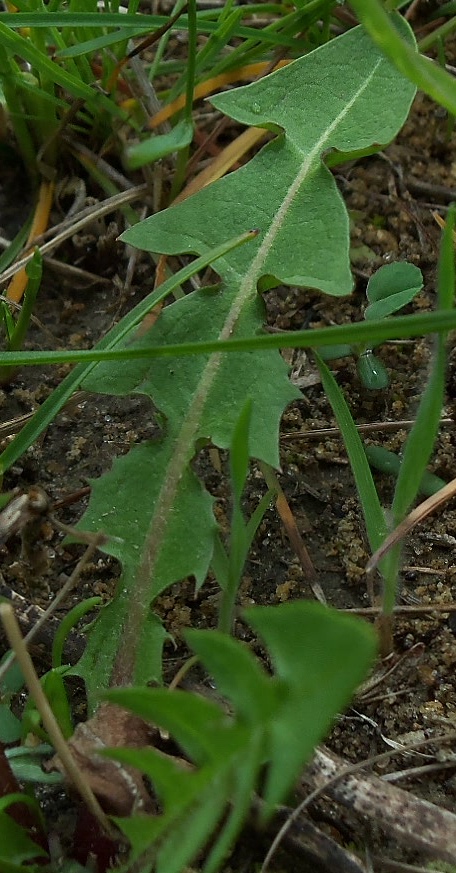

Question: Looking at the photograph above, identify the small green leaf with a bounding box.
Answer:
[365,262,423,320]
[108,602,376,872]
[0,811,47,864]
[0,704,21,743]
[7,745,62,785]
[125,119,194,170]
[105,687,235,765]
[185,629,276,724]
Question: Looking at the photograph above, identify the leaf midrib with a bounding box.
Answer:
[113,56,382,686]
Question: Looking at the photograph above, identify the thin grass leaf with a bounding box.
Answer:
[392,206,455,521]
[351,0,456,114]
[0,214,31,273]
[0,13,302,47]
[230,398,253,505]
[51,596,101,670]
[0,230,256,475]
[125,118,194,169]
[210,535,230,592]
[0,22,124,118]
[244,489,275,549]
[5,308,456,371]
[313,352,388,553]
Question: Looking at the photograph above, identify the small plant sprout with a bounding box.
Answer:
[322,260,424,389]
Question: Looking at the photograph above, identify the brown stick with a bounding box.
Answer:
[302,745,456,864]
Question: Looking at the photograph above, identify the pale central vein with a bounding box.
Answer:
[119,59,383,674]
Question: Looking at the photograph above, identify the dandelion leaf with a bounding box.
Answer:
[76,19,416,703]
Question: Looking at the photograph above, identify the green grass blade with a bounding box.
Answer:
[0,12,301,47]
[0,214,32,273]
[4,307,456,369]
[313,351,387,553]
[0,22,124,118]
[350,1,456,114]
[0,230,257,474]
[392,205,455,521]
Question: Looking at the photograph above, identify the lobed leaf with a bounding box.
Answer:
[246,601,377,812]
[75,20,416,703]
[107,602,376,872]
[123,19,416,294]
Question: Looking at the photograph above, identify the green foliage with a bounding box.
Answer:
[0,4,132,173]
[364,262,423,320]
[5,745,62,786]
[216,399,275,633]
[314,206,455,620]
[322,260,424,389]
[0,802,47,869]
[65,19,417,709]
[0,1,347,174]
[0,659,24,743]
[351,0,456,115]
[106,601,376,873]
[123,19,416,296]
[354,260,423,388]
[0,231,256,476]
[0,5,455,872]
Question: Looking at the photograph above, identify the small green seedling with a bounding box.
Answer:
[322,261,424,388]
